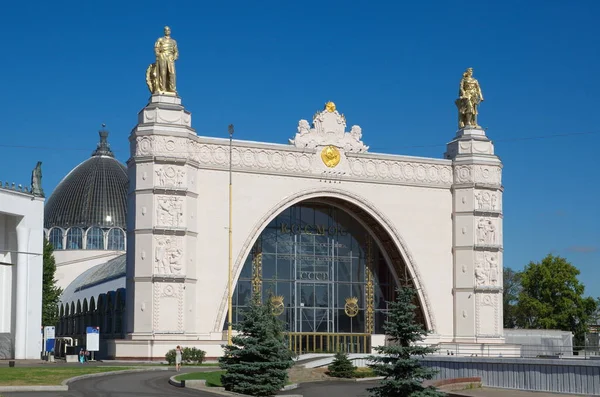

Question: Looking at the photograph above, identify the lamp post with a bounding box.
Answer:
[227,124,234,346]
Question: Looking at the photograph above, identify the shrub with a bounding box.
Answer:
[165,347,206,365]
[327,351,356,378]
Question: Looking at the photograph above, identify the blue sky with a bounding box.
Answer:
[1,1,599,296]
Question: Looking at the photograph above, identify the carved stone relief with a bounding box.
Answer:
[476,293,500,336]
[155,165,186,188]
[289,103,369,152]
[475,217,497,245]
[153,282,184,333]
[154,236,184,275]
[454,165,502,186]
[474,190,499,211]
[132,136,453,188]
[156,196,184,227]
[474,252,500,287]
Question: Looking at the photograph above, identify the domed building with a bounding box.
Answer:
[44,127,128,291]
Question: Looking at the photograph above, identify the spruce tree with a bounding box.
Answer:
[327,350,356,378]
[219,291,294,396]
[367,286,445,397]
[42,239,62,326]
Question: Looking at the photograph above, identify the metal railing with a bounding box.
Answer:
[286,332,371,355]
[433,344,600,359]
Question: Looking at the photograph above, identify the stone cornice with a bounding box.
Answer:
[130,135,455,188]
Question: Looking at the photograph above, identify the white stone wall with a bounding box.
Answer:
[0,187,44,359]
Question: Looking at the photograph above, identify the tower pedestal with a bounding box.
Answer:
[446,127,504,344]
[125,94,199,342]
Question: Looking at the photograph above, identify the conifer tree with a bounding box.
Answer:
[367,286,445,397]
[42,239,62,326]
[219,291,294,396]
[327,350,356,378]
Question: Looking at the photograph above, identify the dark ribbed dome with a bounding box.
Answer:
[44,127,128,229]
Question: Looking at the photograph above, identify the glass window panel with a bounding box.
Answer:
[336,284,352,308]
[276,231,293,255]
[300,284,314,307]
[276,254,291,281]
[300,206,314,228]
[314,309,330,332]
[335,258,351,282]
[49,228,63,250]
[236,281,251,306]
[262,253,276,281]
[66,228,83,249]
[337,309,351,333]
[107,228,125,250]
[352,257,364,282]
[239,255,252,279]
[314,284,329,308]
[261,229,277,254]
[276,282,292,308]
[86,227,105,250]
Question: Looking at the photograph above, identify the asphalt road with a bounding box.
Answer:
[2,369,214,397]
[279,381,380,397]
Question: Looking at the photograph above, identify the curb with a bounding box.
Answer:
[62,367,168,386]
[0,367,168,392]
[0,385,69,392]
[168,374,301,396]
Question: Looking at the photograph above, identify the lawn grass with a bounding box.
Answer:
[0,366,136,386]
[175,370,225,387]
[353,367,376,378]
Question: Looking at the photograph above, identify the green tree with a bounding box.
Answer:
[503,267,521,328]
[42,239,62,326]
[219,291,294,396]
[367,286,445,397]
[515,254,598,346]
[327,351,356,378]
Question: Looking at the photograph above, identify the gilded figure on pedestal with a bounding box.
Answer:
[455,67,484,129]
[146,26,179,95]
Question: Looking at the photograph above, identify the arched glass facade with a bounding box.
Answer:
[49,228,63,250]
[107,228,125,251]
[66,227,84,249]
[227,202,400,338]
[86,227,105,250]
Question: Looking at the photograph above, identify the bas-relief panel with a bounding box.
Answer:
[153,283,184,333]
[155,165,186,188]
[154,236,184,276]
[155,196,184,228]
[475,217,500,246]
[133,136,453,187]
[476,293,500,336]
[474,190,500,211]
[474,251,500,287]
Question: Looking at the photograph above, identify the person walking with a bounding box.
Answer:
[175,345,182,372]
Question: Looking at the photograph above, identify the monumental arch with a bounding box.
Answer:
[109,28,504,359]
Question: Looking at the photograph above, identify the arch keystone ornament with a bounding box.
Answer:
[321,145,341,167]
[344,296,359,317]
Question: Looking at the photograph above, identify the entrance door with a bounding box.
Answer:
[295,282,334,333]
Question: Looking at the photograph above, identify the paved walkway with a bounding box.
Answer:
[2,369,213,397]
[449,388,584,397]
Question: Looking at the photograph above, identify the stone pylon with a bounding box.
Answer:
[126,94,199,339]
[445,127,504,343]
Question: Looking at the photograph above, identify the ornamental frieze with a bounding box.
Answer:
[133,136,454,187]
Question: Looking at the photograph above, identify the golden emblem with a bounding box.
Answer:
[271,295,285,316]
[344,297,359,317]
[325,101,336,112]
[321,145,341,168]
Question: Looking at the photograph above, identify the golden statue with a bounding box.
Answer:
[146,26,179,95]
[455,68,484,129]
